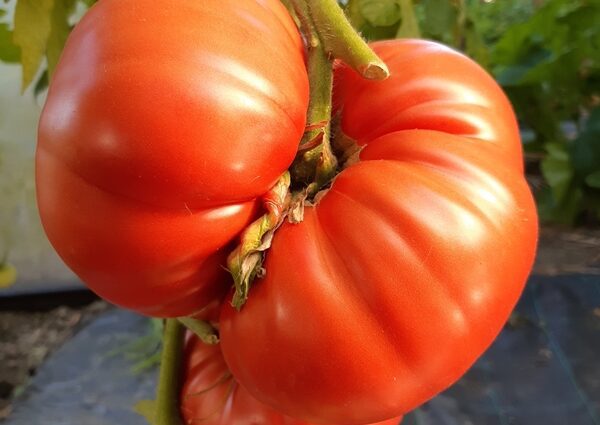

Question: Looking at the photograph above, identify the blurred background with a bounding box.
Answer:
[0,0,598,424]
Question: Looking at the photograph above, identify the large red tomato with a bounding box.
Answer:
[36,0,308,317]
[181,334,401,425]
[220,40,538,424]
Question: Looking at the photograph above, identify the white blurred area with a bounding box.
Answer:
[0,0,78,294]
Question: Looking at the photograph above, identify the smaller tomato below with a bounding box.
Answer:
[180,334,402,425]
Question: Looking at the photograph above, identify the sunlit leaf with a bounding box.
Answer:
[134,399,156,425]
[46,0,76,76]
[0,23,20,63]
[345,0,366,29]
[396,0,420,38]
[421,0,456,37]
[0,263,17,289]
[358,0,401,27]
[13,0,55,91]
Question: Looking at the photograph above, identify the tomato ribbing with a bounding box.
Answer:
[219,39,538,425]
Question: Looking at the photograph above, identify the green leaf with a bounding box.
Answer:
[464,20,489,68]
[0,23,20,63]
[0,263,17,289]
[134,399,156,425]
[359,21,400,41]
[358,0,401,27]
[494,48,554,86]
[345,0,367,29]
[46,0,76,77]
[396,0,420,38]
[13,0,55,91]
[585,171,600,189]
[106,318,163,374]
[131,351,161,374]
[421,0,457,37]
[541,143,573,204]
[537,185,583,225]
[571,107,600,179]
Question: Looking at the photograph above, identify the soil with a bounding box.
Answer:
[534,226,600,275]
[0,300,110,419]
[0,226,598,420]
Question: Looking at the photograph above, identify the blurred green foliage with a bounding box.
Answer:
[346,0,600,225]
[0,261,17,289]
[0,0,92,91]
[108,318,164,374]
[0,0,598,225]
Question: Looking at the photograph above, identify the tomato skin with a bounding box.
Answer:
[334,39,524,172]
[180,334,401,425]
[36,0,308,316]
[220,39,538,424]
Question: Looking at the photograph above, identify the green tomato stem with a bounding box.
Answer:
[177,317,219,345]
[226,0,390,307]
[289,0,337,189]
[307,0,389,80]
[289,0,387,191]
[289,36,337,189]
[154,319,185,425]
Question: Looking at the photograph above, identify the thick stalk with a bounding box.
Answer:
[227,0,389,309]
[307,0,388,80]
[290,0,388,193]
[290,26,337,192]
[304,37,333,148]
[154,319,185,425]
[177,317,218,345]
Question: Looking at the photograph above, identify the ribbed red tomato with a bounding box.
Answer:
[181,334,402,425]
[219,39,538,424]
[36,0,308,316]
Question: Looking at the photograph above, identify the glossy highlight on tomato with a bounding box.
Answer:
[220,39,538,424]
[181,333,402,425]
[36,0,308,317]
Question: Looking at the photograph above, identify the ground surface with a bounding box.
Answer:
[0,225,598,421]
[3,273,599,425]
[534,226,600,275]
[0,301,109,419]
[5,309,158,425]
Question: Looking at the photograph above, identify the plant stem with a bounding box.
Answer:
[154,319,185,425]
[307,0,389,80]
[177,317,219,345]
[289,0,336,190]
[289,0,388,193]
[289,25,337,189]
[225,0,390,306]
